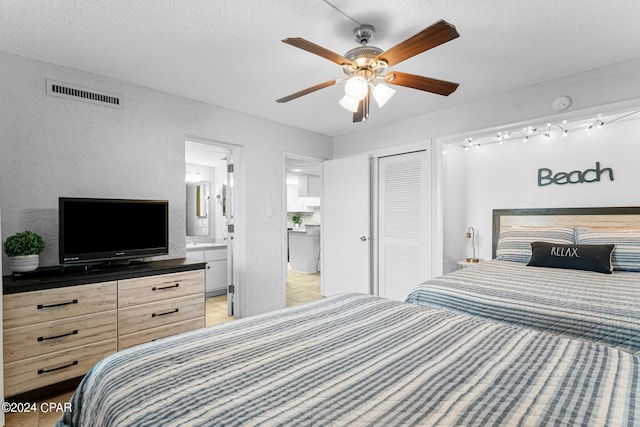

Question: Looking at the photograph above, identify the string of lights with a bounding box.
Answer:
[460,110,640,151]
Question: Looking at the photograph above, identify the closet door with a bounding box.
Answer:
[322,155,371,296]
[378,151,430,301]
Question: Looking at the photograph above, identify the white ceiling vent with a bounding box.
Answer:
[46,79,123,109]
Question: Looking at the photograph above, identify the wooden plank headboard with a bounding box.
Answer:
[491,207,640,258]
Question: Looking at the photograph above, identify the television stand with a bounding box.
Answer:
[2,258,206,399]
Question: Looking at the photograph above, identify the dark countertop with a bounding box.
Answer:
[3,258,206,294]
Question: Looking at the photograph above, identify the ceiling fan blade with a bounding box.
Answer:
[375,20,459,67]
[282,38,353,66]
[276,79,338,103]
[385,71,459,96]
[353,92,370,122]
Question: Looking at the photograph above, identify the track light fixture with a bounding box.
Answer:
[460,110,638,151]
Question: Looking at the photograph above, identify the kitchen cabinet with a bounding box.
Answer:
[298,175,320,197]
[287,183,320,212]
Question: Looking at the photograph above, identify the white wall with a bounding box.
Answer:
[334,58,640,157]
[332,57,640,274]
[454,116,640,261]
[441,145,467,272]
[0,52,332,317]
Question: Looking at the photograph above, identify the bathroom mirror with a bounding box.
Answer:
[186,181,210,236]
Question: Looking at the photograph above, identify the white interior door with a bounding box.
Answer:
[378,151,430,301]
[322,155,370,296]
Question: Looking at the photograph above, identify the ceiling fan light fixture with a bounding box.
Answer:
[344,76,368,101]
[371,82,396,108]
[339,95,360,113]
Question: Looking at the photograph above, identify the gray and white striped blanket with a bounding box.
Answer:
[57,293,639,426]
[406,259,640,354]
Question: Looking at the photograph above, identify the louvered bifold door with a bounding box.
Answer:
[378,151,430,301]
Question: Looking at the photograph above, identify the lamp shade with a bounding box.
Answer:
[344,76,368,101]
[371,82,396,108]
[339,95,360,113]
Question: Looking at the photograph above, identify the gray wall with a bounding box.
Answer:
[0,52,333,317]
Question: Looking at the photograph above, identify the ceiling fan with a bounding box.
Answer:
[276,19,460,122]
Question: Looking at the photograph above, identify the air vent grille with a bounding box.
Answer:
[46,79,123,109]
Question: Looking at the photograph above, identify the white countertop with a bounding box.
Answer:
[186,242,227,250]
[289,225,320,236]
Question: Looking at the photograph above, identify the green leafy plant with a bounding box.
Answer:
[292,215,301,224]
[3,231,45,257]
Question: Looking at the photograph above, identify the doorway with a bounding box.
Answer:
[185,139,238,325]
[283,155,323,307]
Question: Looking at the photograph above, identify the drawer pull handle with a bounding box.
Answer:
[152,283,180,291]
[37,299,78,310]
[38,330,79,342]
[38,360,78,375]
[152,308,179,318]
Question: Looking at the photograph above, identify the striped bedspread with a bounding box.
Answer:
[57,293,639,426]
[406,259,640,354]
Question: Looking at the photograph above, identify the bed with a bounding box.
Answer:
[406,207,640,354]
[406,258,640,353]
[56,207,640,426]
[56,293,639,426]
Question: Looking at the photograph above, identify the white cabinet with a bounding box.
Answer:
[287,182,320,212]
[298,175,320,197]
[187,246,228,297]
[287,183,304,212]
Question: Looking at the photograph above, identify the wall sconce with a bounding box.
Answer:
[466,227,479,263]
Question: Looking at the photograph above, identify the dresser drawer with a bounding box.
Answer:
[3,281,117,329]
[118,318,204,350]
[4,339,116,397]
[4,310,117,363]
[118,270,204,307]
[118,294,204,336]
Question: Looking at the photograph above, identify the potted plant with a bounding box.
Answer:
[3,230,45,273]
[292,215,302,229]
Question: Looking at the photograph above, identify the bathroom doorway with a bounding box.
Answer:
[283,155,323,307]
[186,139,239,324]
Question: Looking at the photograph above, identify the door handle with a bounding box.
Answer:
[360,236,368,241]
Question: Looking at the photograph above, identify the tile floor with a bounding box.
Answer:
[4,390,74,426]
[6,267,321,426]
[285,268,322,307]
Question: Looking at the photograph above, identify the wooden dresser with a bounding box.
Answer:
[2,259,205,399]
[117,270,205,350]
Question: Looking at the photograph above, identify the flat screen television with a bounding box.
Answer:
[59,197,169,265]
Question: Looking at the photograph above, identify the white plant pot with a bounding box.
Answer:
[9,254,40,273]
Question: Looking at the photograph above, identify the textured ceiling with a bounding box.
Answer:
[1,0,639,137]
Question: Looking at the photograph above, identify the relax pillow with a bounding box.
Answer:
[496,227,575,263]
[576,228,640,271]
[527,242,614,274]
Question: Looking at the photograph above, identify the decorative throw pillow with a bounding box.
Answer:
[496,227,575,263]
[527,241,615,274]
[576,228,640,271]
